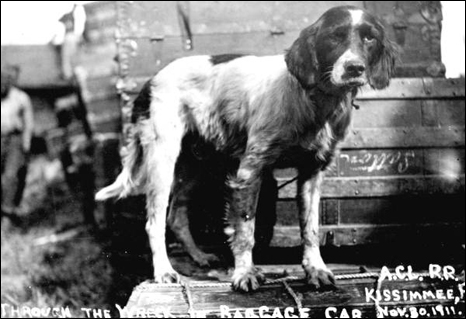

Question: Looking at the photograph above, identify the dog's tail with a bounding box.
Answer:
[95,135,144,201]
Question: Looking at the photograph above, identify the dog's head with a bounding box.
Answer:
[285,6,398,91]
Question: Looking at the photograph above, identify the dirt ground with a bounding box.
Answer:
[1,156,115,318]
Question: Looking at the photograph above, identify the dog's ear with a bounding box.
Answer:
[285,23,320,89]
[368,35,399,90]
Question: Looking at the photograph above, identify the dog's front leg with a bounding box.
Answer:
[229,164,265,292]
[298,171,335,289]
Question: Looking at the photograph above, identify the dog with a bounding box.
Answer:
[96,5,397,292]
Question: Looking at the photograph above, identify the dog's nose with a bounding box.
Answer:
[345,61,365,77]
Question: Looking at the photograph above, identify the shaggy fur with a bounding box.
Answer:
[96,5,397,292]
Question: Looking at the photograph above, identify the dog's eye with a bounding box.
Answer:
[363,34,376,43]
[331,30,347,41]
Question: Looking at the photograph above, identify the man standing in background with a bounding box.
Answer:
[1,65,34,223]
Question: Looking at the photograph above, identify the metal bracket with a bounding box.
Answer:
[177,1,193,50]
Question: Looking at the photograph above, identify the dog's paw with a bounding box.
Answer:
[192,252,221,267]
[232,267,265,292]
[304,266,335,290]
[153,270,182,284]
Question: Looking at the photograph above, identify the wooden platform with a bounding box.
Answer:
[123,264,465,318]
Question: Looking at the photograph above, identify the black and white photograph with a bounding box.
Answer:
[1,1,465,318]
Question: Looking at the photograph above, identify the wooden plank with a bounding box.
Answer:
[125,33,277,79]
[424,149,466,177]
[191,1,274,35]
[116,1,364,38]
[270,1,363,32]
[358,78,465,100]
[275,195,465,229]
[393,62,445,78]
[337,195,465,225]
[2,43,116,90]
[342,127,465,149]
[88,114,121,134]
[337,149,424,177]
[271,30,301,55]
[321,200,339,225]
[278,176,465,199]
[77,43,117,79]
[320,175,465,198]
[84,1,117,44]
[423,78,466,98]
[276,200,341,228]
[365,1,445,78]
[122,87,463,130]
[1,45,65,88]
[85,76,117,102]
[94,134,121,190]
[395,29,439,66]
[358,78,426,99]
[86,97,120,117]
[116,1,274,38]
[123,73,465,102]
[352,100,423,128]
[116,1,177,38]
[276,201,297,226]
[274,147,465,179]
[271,223,465,247]
[275,199,343,228]
[422,100,466,127]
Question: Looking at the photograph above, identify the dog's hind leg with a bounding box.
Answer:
[169,201,220,267]
[141,112,185,283]
[168,149,220,267]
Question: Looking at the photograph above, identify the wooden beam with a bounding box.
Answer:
[358,78,465,100]
[278,176,465,199]
[342,127,465,149]
[270,223,465,247]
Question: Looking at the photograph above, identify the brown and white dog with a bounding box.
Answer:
[96,6,397,291]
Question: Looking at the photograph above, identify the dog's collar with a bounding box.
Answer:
[310,85,360,110]
[351,100,360,109]
[350,87,360,110]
